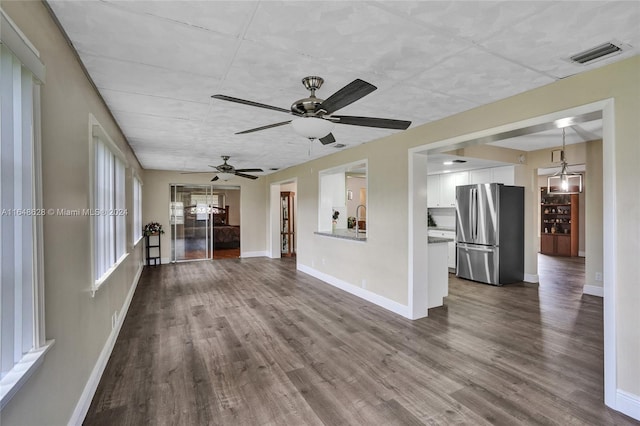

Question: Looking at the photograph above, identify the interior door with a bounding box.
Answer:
[170,184,213,262]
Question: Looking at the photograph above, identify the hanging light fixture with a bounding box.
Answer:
[217,172,234,181]
[547,128,583,194]
[290,116,335,139]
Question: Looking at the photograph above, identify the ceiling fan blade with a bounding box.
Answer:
[211,175,219,182]
[236,120,292,135]
[319,133,336,145]
[331,115,411,130]
[212,94,292,114]
[317,79,377,114]
[234,172,259,180]
[235,168,264,173]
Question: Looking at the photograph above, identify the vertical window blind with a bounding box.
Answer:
[93,136,126,283]
[0,45,36,382]
[133,176,142,243]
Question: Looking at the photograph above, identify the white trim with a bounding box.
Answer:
[407,151,429,319]
[268,183,282,259]
[240,251,268,259]
[297,264,411,319]
[269,178,298,259]
[583,285,604,297]
[90,115,127,166]
[92,252,130,296]
[0,9,45,83]
[0,340,54,410]
[616,390,640,421]
[578,250,586,257]
[67,262,143,426]
[524,273,539,283]
[601,99,617,408]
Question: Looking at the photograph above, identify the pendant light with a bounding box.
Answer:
[547,128,583,194]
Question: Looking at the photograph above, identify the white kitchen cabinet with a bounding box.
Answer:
[469,168,493,184]
[428,171,468,208]
[469,166,515,185]
[427,174,440,208]
[491,166,515,185]
[439,173,456,207]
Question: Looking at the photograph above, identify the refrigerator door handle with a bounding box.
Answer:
[472,187,478,241]
[458,243,495,253]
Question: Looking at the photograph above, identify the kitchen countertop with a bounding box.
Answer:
[428,226,455,232]
[428,236,453,244]
[315,229,367,241]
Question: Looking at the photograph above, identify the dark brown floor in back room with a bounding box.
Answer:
[83,254,638,425]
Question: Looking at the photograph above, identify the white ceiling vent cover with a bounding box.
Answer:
[568,40,630,64]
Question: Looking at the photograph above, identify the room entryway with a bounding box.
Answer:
[170,184,241,261]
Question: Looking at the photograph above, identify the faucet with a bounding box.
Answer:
[355,204,366,234]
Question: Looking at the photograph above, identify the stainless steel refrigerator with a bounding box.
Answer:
[455,183,524,285]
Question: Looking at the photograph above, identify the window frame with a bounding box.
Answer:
[0,9,53,411]
[132,174,143,245]
[89,115,129,292]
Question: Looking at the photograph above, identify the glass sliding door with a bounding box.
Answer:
[170,184,213,262]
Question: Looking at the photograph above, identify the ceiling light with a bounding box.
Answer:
[443,161,454,165]
[291,117,334,139]
[217,172,234,181]
[547,128,582,194]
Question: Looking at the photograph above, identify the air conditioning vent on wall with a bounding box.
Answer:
[568,41,629,64]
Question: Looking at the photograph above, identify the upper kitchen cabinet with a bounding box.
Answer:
[469,166,515,185]
[428,171,468,207]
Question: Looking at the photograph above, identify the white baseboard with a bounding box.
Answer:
[579,250,586,257]
[67,263,143,426]
[297,264,410,319]
[616,389,640,421]
[583,285,604,297]
[240,250,268,258]
[524,273,539,283]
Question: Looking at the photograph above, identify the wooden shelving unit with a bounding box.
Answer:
[540,188,578,257]
[280,191,295,257]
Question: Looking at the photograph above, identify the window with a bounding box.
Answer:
[92,119,127,286]
[133,176,142,244]
[0,10,51,409]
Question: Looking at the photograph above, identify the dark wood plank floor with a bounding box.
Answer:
[84,255,638,425]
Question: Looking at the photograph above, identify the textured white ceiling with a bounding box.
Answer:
[47,1,639,174]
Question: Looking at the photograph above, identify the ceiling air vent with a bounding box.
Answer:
[569,41,626,64]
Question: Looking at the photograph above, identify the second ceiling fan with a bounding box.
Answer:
[212,76,411,145]
[181,156,262,181]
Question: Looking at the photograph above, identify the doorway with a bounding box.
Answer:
[269,179,297,259]
[170,184,214,261]
[409,98,616,406]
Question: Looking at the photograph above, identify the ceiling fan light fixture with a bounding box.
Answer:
[217,172,234,181]
[291,117,335,139]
